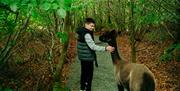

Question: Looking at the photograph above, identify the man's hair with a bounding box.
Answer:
[84,18,95,24]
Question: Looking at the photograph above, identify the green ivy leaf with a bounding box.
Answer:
[57,8,66,18]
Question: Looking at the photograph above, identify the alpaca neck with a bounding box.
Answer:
[108,38,122,64]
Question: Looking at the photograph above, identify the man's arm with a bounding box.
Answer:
[84,33,106,51]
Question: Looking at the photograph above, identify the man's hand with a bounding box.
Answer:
[106,46,115,53]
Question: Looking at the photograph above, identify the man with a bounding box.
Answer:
[76,18,114,91]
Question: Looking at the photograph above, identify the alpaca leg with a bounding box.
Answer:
[117,84,124,91]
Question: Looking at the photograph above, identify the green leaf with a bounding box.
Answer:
[49,0,55,3]
[53,82,61,91]
[56,31,68,43]
[21,0,30,6]
[31,0,37,7]
[10,40,16,46]
[64,0,72,4]
[0,86,2,91]
[1,0,10,5]
[56,32,62,38]
[57,8,66,18]
[64,0,72,9]
[41,2,51,11]
[160,53,173,62]
[139,0,145,4]
[7,20,16,34]
[32,10,38,18]
[10,3,18,12]
[51,3,59,10]
[4,88,13,91]
[134,6,141,13]
[127,1,131,8]
[53,82,70,91]
[61,32,68,43]
[176,43,180,49]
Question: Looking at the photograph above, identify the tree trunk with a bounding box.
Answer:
[130,0,136,63]
[176,0,180,41]
[0,9,31,66]
[54,4,72,89]
[107,0,112,24]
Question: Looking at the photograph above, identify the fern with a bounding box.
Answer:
[160,43,180,62]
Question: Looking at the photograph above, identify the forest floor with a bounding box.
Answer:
[65,33,180,91]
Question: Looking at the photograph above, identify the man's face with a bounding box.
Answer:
[85,23,95,31]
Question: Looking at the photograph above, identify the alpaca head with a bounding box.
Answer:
[99,30,120,45]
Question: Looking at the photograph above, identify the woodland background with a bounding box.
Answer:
[0,0,179,91]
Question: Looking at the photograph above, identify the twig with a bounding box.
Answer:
[161,23,176,41]
[136,47,154,52]
[152,0,177,17]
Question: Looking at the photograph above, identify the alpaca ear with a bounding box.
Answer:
[110,29,118,37]
[118,31,121,35]
[109,29,116,35]
[111,29,116,34]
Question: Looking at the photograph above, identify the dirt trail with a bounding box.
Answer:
[67,35,118,91]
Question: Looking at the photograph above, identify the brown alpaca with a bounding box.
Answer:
[99,30,155,91]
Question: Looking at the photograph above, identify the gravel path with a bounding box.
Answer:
[67,36,118,91]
